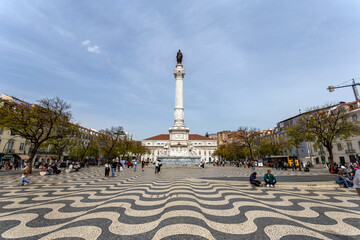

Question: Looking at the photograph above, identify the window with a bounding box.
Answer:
[10,129,16,136]
[337,143,343,151]
[7,141,14,152]
[314,146,317,152]
[347,142,353,151]
[19,143,25,151]
[358,141,360,150]
[352,115,358,122]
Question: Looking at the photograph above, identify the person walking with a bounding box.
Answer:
[104,162,110,179]
[155,161,159,174]
[134,160,138,171]
[251,161,255,170]
[141,160,145,172]
[264,170,277,187]
[111,160,117,177]
[291,161,295,171]
[21,165,30,186]
[158,160,162,173]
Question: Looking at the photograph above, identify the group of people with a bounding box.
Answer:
[335,168,360,196]
[329,162,359,174]
[250,170,277,187]
[104,159,146,178]
[154,160,162,173]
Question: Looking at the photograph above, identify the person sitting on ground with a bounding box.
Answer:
[53,164,61,174]
[347,171,355,181]
[250,172,261,187]
[264,170,277,188]
[335,171,352,188]
[47,166,54,175]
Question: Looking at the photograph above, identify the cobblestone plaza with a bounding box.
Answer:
[0,166,359,239]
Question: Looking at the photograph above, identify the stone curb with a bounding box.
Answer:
[192,178,342,189]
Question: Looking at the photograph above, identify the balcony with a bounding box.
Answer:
[345,149,356,154]
[319,150,326,155]
[4,149,15,154]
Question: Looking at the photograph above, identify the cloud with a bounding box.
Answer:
[87,45,100,53]
[81,40,100,53]
[82,40,90,46]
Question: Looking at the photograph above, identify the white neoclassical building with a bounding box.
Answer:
[141,134,217,163]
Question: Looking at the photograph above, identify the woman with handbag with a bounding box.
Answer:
[21,165,30,186]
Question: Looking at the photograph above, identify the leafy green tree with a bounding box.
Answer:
[117,140,134,160]
[68,135,98,162]
[258,136,289,158]
[292,103,360,165]
[130,142,149,161]
[45,125,79,161]
[213,142,247,162]
[0,97,73,173]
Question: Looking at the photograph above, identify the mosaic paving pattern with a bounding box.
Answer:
[0,167,359,239]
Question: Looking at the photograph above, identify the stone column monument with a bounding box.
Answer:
[158,50,201,166]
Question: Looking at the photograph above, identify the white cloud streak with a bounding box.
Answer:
[81,40,100,53]
[87,45,100,53]
[82,40,90,46]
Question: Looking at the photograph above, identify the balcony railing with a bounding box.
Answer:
[4,149,15,154]
[345,149,356,154]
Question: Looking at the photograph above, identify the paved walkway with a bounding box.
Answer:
[0,166,359,239]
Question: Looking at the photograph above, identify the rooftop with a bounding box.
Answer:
[143,134,212,141]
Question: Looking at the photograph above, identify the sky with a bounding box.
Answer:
[1,0,360,140]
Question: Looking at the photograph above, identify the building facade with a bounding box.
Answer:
[0,93,132,165]
[142,134,218,163]
[309,101,360,165]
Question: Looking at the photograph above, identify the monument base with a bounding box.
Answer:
[157,156,201,167]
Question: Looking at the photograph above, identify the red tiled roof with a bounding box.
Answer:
[144,134,169,140]
[189,134,211,140]
[143,134,211,141]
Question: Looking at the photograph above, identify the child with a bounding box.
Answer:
[21,173,29,186]
[21,165,30,186]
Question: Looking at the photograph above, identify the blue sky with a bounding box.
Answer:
[1,0,360,140]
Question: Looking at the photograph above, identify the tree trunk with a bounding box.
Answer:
[249,148,254,161]
[297,147,302,171]
[57,149,62,163]
[326,145,334,166]
[28,145,39,174]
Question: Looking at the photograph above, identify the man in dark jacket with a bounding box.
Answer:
[250,172,261,187]
[111,160,117,177]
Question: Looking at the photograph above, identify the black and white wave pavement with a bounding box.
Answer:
[0,167,359,239]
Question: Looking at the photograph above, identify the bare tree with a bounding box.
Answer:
[237,127,259,161]
[98,126,124,160]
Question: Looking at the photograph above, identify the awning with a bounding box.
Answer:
[18,155,29,160]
